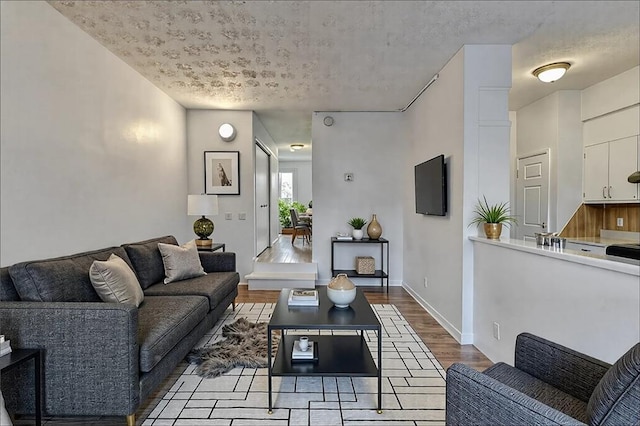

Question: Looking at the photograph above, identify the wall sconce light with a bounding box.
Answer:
[218,123,236,142]
[532,62,571,83]
[188,194,219,248]
[290,144,304,152]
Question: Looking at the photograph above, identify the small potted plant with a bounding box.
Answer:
[469,196,517,239]
[347,217,367,240]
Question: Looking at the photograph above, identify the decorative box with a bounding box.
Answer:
[355,256,375,275]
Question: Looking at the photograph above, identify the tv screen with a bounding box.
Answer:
[415,154,447,216]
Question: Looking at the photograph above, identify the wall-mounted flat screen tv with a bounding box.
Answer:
[415,154,447,216]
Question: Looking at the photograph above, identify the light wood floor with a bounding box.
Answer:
[256,234,312,263]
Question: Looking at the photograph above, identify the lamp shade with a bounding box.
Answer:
[188,194,219,216]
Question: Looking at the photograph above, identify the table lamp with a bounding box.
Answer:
[188,194,219,248]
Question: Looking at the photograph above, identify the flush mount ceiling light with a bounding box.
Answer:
[532,62,571,83]
[218,123,236,142]
[290,144,304,152]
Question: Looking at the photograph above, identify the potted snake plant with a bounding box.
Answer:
[469,196,517,239]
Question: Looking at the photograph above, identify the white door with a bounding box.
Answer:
[255,142,270,256]
[515,151,550,240]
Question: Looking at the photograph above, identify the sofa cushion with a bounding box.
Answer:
[122,236,178,289]
[587,343,640,426]
[484,362,588,423]
[89,254,144,307]
[137,295,208,373]
[158,240,206,284]
[143,271,239,311]
[0,267,20,301]
[8,246,132,302]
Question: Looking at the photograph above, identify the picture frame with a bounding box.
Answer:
[204,151,240,195]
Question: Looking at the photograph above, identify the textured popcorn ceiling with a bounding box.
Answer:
[48,1,639,158]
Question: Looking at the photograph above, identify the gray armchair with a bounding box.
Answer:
[446,333,640,425]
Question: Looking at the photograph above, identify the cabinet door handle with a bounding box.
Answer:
[608,186,612,198]
[602,186,607,198]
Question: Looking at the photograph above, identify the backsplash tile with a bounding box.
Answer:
[560,203,639,238]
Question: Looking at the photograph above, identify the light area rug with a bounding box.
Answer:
[143,303,446,426]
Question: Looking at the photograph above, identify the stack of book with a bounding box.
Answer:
[0,335,12,357]
[335,233,353,240]
[291,339,317,362]
[288,289,319,306]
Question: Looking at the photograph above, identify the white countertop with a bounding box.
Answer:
[470,236,640,276]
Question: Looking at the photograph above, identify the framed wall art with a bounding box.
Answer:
[204,151,240,195]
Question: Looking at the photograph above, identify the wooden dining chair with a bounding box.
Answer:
[290,209,311,245]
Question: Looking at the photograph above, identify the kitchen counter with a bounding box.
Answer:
[471,235,640,366]
[470,236,640,276]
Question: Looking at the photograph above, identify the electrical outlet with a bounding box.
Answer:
[225,212,232,220]
[239,212,246,220]
[617,217,624,227]
[344,173,354,182]
[493,322,501,340]
[423,277,428,288]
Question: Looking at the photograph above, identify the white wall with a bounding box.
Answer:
[187,110,255,280]
[279,160,313,208]
[0,1,189,266]
[312,112,406,285]
[473,241,639,364]
[515,91,583,233]
[403,45,512,344]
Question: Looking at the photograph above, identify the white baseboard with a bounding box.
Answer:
[402,283,469,344]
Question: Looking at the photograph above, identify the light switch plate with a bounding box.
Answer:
[225,212,232,220]
[239,212,246,220]
[617,217,623,227]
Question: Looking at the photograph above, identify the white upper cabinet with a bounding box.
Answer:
[583,136,639,203]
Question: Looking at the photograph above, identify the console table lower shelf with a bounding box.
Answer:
[268,334,381,413]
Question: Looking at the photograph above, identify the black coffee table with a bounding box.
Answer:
[267,286,382,413]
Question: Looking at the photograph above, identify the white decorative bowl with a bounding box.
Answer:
[327,286,357,308]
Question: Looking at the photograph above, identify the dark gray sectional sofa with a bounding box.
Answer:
[0,235,239,424]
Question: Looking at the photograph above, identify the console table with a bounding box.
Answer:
[331,237,389,291]
[0,349,42,425]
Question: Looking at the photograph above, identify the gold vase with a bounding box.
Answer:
[367,214,382,239]
[483,223,503,239]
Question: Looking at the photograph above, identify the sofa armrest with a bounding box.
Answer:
[0,301,139,416]
[446,363,585,425]
[515,333,611,402]
[199,251,236,273]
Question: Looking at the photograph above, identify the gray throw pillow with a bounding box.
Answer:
[89,254,144,307]
[158,240,206,284]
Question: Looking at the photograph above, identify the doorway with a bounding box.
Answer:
[515,150,550,240]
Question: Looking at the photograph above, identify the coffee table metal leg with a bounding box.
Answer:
[267,326,273,414]
[377,326,382,413]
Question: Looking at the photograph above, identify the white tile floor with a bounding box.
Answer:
[143,303,446,425]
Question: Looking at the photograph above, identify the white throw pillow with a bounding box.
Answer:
[89,254,144,307]
[158,240,206,284]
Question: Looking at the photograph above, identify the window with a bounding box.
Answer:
[279,170,296,203]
